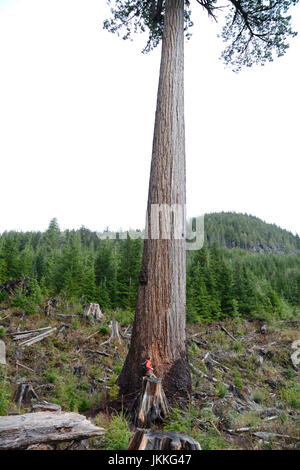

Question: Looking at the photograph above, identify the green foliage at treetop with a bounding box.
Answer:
[0,213,299,321]
[103,0,298,70]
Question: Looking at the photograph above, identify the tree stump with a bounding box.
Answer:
[15,383,39,407]
[45,298,57,317]
[101,320,122,346]
[109,320,121,343]
[130,377,169,428]
[0,340,6,365]
[83,303,103,322]
[127,429,201,450]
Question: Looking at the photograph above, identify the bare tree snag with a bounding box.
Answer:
[101,320,121,346]
[45,298,57,317]
[110,320,121,343]
[0,411,105,450]
[15,383,39,407]
[117,0,191,400]
[127,429,201,450]
[130,377,169,428]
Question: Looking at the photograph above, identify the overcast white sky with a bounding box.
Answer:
[0,0,299,235]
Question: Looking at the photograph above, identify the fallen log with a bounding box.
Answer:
[130,377,169,428]
[189,362,230,388]
[0,411,105,450]
[253,431,299,440]
[84,349,112,357]
[127,429,201,450]
[218,324,237,342]
[16,361,35,372]
[19,327,57,347]
[7,327,52,337]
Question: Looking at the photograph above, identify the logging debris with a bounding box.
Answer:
[0,411,105,450]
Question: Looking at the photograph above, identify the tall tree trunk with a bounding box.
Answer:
[117,0,191,399]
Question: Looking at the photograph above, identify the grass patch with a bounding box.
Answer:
[215,383,227,399]
[102,412,132,450]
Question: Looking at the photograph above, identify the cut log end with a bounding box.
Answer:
[128,429,201,450]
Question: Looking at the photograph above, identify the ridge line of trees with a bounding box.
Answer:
[0,216,299,320]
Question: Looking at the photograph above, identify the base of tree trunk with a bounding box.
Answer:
[129,377,169,428]
[127,429,201,450]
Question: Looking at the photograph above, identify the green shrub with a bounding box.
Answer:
[283,367,295,380]
[99,325,110,336]
[252,390,264,404]
[12,279,42,314]
[78,396,91,412]
[281,383,300,409]
[104,413,132,450]
[48,371,93,413]
[45,370,58,384]
[0,373,11,415]
[233,369,243,388]
[113,360,123,375]
[114,309,134,327]
[109,384,120,401]
[164,407,198,435]
[215,383,227,399]
[0,326,6,337]
[196,429,231,450]
[199,405,217,423]
[71,318,80,330]
[233,342,242,352]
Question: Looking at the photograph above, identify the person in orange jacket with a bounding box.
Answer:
[142,356,155,378]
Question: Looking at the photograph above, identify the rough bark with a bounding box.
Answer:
[130,377,169,428]
[0,411,105,450]
[127,429,201,450]
[117,0,191,399]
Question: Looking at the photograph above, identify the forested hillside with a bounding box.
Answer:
[0,213,299,322]
[204,213,300,253]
